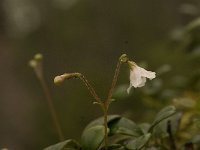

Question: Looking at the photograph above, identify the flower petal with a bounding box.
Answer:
[127,61,156,93]
[130,65,150,88]
[130,66,144,88]
[127,83,132,94]
[137,77,146,87]
[138,66,156,79]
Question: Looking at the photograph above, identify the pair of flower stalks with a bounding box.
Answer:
[54,54,156,149]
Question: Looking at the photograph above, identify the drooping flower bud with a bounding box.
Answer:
[29,60,37,68]
[34,53,43,61]
[54,73,82,85]
[29,53,44,79]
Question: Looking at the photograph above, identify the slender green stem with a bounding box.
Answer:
[39,76,64,141]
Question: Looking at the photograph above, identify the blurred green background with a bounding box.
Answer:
[1,0,200,149]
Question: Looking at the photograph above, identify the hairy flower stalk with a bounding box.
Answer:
[103,61,121,148]
[54,73,102,105]
[29,54,64,141]
[103,54,129,149]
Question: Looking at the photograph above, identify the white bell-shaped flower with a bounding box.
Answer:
[127,61,156,93]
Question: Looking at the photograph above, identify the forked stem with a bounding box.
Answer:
[53,54,129,149]
[103,54,128,149]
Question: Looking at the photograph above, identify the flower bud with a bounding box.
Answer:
[54,75,65,85]
[34,53,43,61]
[54,73,82,85]
[29,60,37,68]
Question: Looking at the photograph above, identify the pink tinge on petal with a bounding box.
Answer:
[130,66,148,88]
[128,63,156,92]
[138,66,156,79]
[137,77,146,87]
[130,66,142,88]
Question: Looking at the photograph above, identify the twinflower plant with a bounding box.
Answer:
[34,53,178,150]
[52,54,156,150]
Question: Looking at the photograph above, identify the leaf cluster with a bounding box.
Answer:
[44,106,182,150]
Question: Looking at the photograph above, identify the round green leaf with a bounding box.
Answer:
[109,117,143,137]
[126,133,151,150]
[81,125,109,150]
[84,115,120,131]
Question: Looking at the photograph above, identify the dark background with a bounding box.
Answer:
[0,0,200,149]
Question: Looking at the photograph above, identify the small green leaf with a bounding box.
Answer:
[109,134,132,145]
[149,106,176,132]
[81,125,108,150]
[43,139,81,150]
[109,117,143,137]
[126,133,151,150]
[114,127,141,137]
[84,115,120,131]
